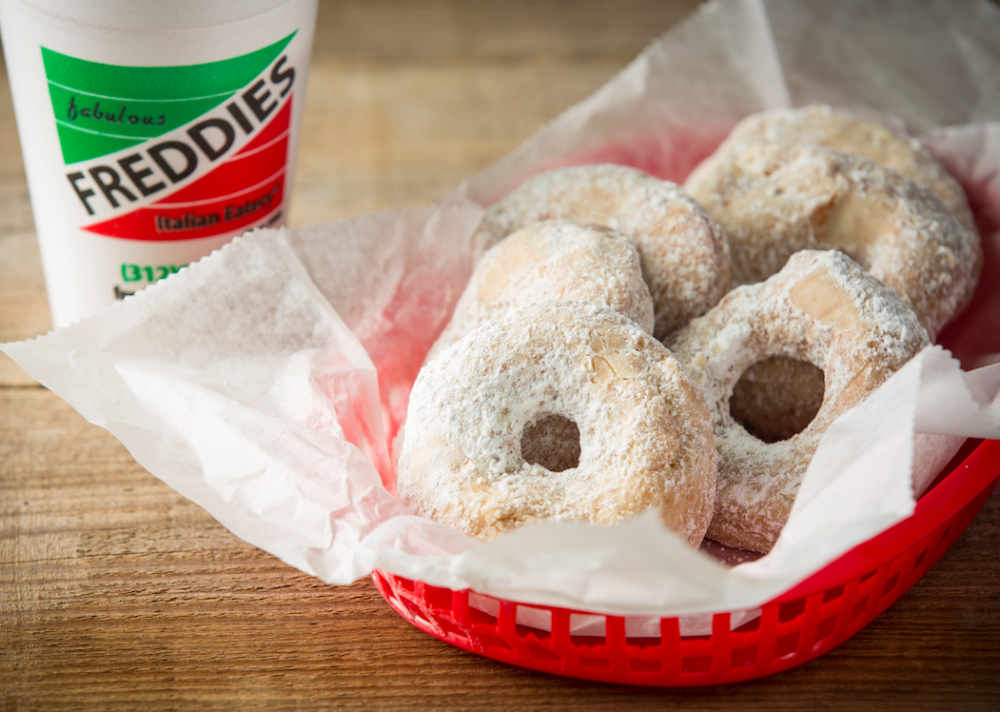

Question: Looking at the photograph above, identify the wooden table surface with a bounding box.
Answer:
[2,2,998,710]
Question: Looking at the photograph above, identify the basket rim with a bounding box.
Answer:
[371,438,999,686]
[375,437,1000,618]
[773,437,998,603]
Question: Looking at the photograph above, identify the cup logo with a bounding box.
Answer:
[43,32,298,241]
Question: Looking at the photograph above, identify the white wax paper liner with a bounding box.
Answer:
[4,0,1000,624]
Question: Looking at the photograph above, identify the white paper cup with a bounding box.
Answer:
[0,0,318,328]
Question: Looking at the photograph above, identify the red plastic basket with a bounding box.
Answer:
[372,438,1000,686]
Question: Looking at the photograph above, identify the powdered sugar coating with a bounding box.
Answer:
[427,220,654,362]
[725,105,978,235]
[666,250,930,553]
[476,164,731,340]
[684,141,981,340]
[397,300,717,545]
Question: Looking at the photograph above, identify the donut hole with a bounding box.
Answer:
[730,356,825,443]
[520,414,581,472]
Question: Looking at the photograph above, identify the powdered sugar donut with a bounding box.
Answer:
[427,220,654,362]
[476,164,731,340]
[684,141,981,340]
[666,250,930,553]
[398,300,717,545]
[724,104,977,234]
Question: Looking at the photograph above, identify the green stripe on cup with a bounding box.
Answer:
[43,32,295,164]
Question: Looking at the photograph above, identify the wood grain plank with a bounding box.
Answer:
[311,0,709,60]
[290,57,625,227]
